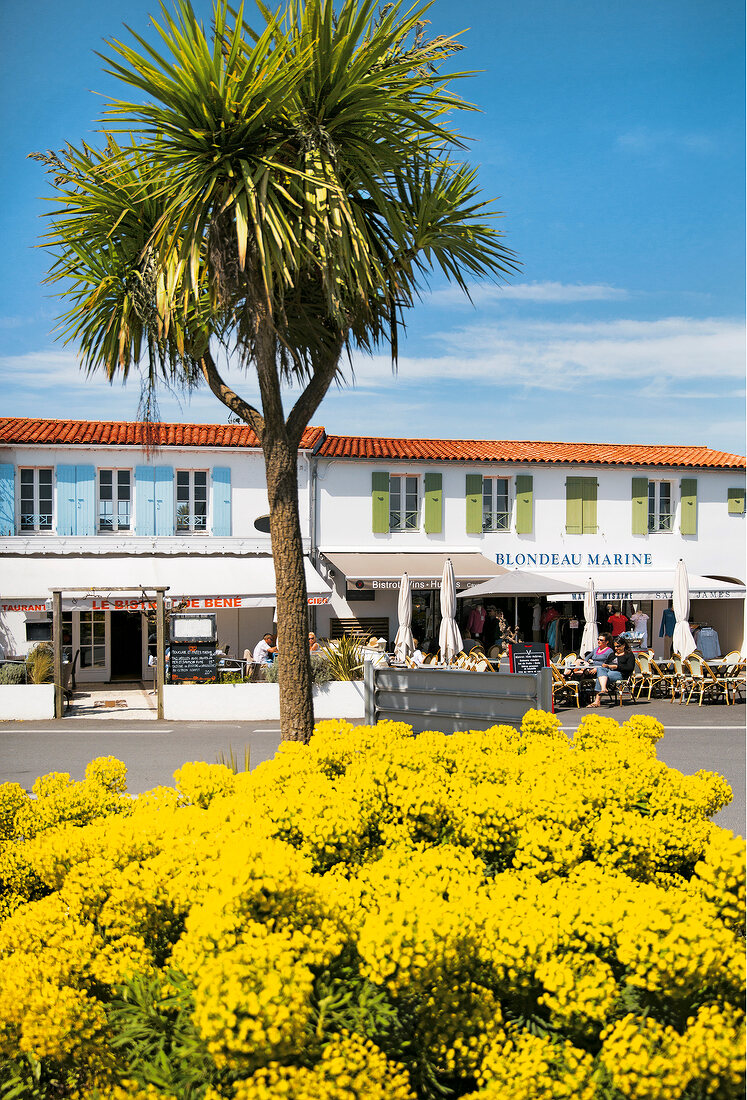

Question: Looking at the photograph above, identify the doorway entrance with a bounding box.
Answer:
[110,611,143,680]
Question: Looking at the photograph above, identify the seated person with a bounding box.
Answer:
[411,638,424,665]
[253,632,279,665]
[308,632,321,653]
[462,631,480,653]
[588,639,635,707]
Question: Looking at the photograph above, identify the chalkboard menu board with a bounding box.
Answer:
[170,642,217,683]
[508,642,550,676]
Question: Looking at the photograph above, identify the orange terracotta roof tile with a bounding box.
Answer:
[317,435,746,469]
[0,417,325,452]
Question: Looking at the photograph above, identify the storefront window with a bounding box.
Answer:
[389,475,419,530]
[176,471,208,533]
[19,468,53,532]
[482,477,510,531]
[648,481,673,532]
[99,469,131,532]
[79,610,107,669]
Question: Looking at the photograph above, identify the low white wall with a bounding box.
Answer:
[0,684,55,721]
[163,680,364,722]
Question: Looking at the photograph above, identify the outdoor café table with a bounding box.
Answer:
[563,663,597,704]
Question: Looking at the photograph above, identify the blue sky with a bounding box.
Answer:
[1,0,744,452]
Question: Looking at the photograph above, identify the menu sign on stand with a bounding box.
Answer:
[508,642,550,676]
[169,613,217,684]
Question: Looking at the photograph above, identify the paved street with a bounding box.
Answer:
[1,699,743,834]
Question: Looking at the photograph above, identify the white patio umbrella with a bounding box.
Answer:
[672,559,697,659]
[394,572,414,662]
[438,557,463,663]
[580,577,598,656]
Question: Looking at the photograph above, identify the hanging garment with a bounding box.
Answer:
[547,618,559,650]
[659,608,676,637]
[467,606,487,637]
[607,612,628,637]
[630,612,649,647]
[695,627,721,661]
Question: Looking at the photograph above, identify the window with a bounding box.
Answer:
[19,468,53,532]
[482,477,510,531]
[565,477,598,534]
[176,470,208,533]
[99,469,131,533]
[648,481,673,532]
[79,609,107,670]
[389,475,419,531]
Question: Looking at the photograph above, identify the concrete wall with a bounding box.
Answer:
[0,685,55,720]
[163,680,364,721]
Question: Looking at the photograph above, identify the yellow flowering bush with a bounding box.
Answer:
[0,710,742,1099]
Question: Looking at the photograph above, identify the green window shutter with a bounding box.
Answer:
[372,471,390,533]
[424,472,442,534]
[515,474,533,534]
[727,487,745,515]
[631,477,648,534]
[466,474,483,534]
[680,478,697,535]
[582,478,598,533]
[565,477,583,534]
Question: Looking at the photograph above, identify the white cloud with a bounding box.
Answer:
[345,316,745,393]
[616,128,717,155]
[427,281,628,308]
[1,316,743,454]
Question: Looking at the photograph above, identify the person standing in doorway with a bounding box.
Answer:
[531,599,542,642]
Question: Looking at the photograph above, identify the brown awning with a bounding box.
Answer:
[321,551,506,591]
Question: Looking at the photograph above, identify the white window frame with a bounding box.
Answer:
[176,469,209,534]
[389,474,420,531]
[648,479,674,533]
[98,468,133,534]
[18,467,54,533]
[482,476,511,532]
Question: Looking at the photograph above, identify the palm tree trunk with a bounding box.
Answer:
[264,433,314,742]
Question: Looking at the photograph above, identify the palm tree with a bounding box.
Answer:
[35,0,518,742]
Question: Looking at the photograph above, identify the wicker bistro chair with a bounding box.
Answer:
[648,657,681,701]
[682,655,727,706]
[631,653,665,700]
[723,659,746,704]
[551,664,581,709]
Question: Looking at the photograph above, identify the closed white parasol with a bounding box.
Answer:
[580,577,598,656]
[394,572,414,661]
[438,557,463,663]
[672,559,697,659]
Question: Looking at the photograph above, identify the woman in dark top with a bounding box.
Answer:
[588,638,635,707]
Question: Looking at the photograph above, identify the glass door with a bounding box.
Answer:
[142,612,156,682]
[77,610,110,681]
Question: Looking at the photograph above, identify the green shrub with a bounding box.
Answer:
[262,652,335,686]
[320,634,364,681]
[26,643,54,685]
[0,663,26,685]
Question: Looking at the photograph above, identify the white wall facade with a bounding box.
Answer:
[314,457,746,655]
[1,432,744,676]
[0,440,315,677]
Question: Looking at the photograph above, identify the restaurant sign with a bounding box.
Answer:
[496,552,654,568]
[0,593,331,614]
[349,578,476,592]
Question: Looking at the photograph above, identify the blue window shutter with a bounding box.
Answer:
[154,466,175,536]
[56,465,78,535]
[0,465,14,536]
[135,466,155,536]
[212,467,231,536]
[75,465,96,536]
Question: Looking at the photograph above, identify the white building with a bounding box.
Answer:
[313,435,746,658]
[0,418,329,680]
[1,418,744,679]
